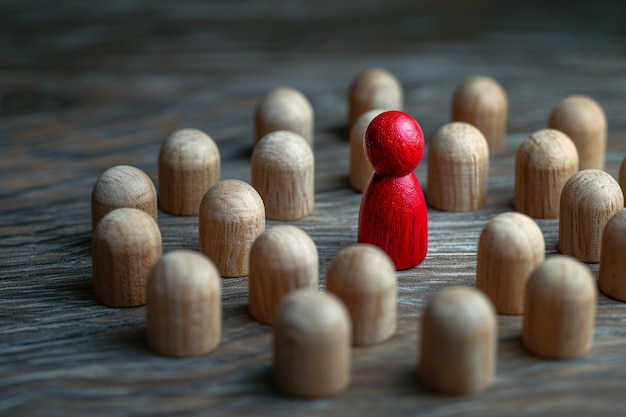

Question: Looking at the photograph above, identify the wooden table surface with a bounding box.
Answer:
[2,1,626,416]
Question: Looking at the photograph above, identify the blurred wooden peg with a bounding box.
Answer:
[349,109,385,192]
[619,156,626,202]
[514,129,579,218]
[158,128,220,216]
[419,287,497,396]
[559,169,623,263]
[348,68,402,129]
[326,244,396,346]
[273,289,351,398]
[91,165,157,229]
[523,256,596,359]
[427,122,489,211]
[451,76,508,152]
[251,130,314,220]
[476,212,545,314]
[548,95,607,170]
[199,179,265,277]
[255,87,313,146]
[248,225,318,324]
[146,250,221,357]
[599,209,626,301]
[92,208,162,307]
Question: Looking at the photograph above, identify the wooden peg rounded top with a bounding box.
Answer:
[523,255,596,359]
[514,129,579,219]
[599,209,626,301]
[559,169,624,263]
[365,110,424,177]
[91,165,157,229]
[158,128,220,216]
[199,179,265,277]
[248,225,318,324]
[348,67,402,129]
[451,76,508,152]
[427,122,489,211]
[548,95,607,170]
[146,250,221,357]
[273,288,351,398]
[255,87,313,145]
[619,156,626,201]
[476,212,545,314]
[419,287,497,396]
[349,109,385,192]
[326,244,396,346]
[92,208,162,307]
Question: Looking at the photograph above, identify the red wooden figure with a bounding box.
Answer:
[358,110,428,270]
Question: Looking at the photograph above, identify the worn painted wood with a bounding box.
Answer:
[2,1,626,416]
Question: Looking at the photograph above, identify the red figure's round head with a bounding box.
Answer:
[365,110,424,177]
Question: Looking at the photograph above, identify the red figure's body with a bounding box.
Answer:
[358,111,428,270]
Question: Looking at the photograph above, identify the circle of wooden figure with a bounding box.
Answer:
[476,212,545,314]
[559,169,624,263]
[326,244,396,346]
[548,95,607,170]
[248,225,318,324]
[92,208,162,307]
[349,109,385,192]
[599,209,626,301]
[255,87,313,146]
[273,289,351,398]
[158,128,220,216]
[146,250,221,357]
[522,256,596,359]
[451,76,508,152]
[514,129,579,219]
[91,165,157,229]
[419,287,497,396]
[619,156,626,202]
[199,179,265,277]
[357,110,428,270]
[427,122,489,211]
[347,68,402,129]
[251,130,314,221]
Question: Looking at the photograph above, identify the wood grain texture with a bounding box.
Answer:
[2,1,626,416]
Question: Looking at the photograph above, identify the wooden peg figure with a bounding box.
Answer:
[419,287,497,396]
[427,122,489,211]
[273,289,351,398]
[248,225,318,324]
[559,169,623,263]
[251,130,314,220]
[357,110,427,270]
[523,256,596,359]
[92,208,162,307]
[619,157,626,202]
[199,179,265,277]
[599,209,626,301]
[91,165,157,229]
[326,244,396,346]
[476,212,545,314]
[146,250,221,357]
[451,76,508,152]
[158,128,220,216]
[349,109,385,192]
[514,129,579,219]
[255,87,313,146]
[548,95,607,170]
[348,68,402,130]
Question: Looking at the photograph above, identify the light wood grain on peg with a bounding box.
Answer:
[348,68,402,129]
[451,76,508,152]
[427,122,489,211]
[599,209,626,302]
[548,95,607,170]
[91,165,157,229]
[273,289,351,398]
[255,87,313,145]
[158,128,220,216]
[92,208,162,307]
[349,109,385,192]
[523,255,596,359]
